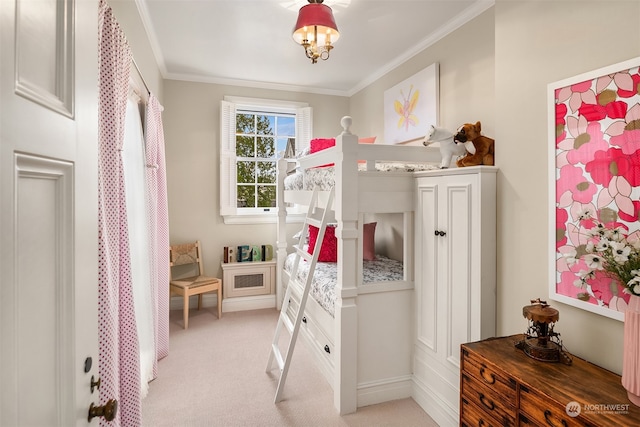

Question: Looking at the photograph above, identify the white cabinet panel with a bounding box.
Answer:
[412,166,497,427]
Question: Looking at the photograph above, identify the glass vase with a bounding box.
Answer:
[623,294,640,406]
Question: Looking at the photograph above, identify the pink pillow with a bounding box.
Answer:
[310,138,336,168]
[308,225,337,262]
[358,137,376,164]
[359,137,376,144]
[363,222,377,260]
[310,138,336,153]
[307,222,377,262]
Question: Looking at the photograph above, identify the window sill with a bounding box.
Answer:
[222,212,305,225]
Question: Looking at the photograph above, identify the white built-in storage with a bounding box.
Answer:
[222,260,275,298]
[412,166,497,427]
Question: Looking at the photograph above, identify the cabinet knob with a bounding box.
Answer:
[434,230,446,237]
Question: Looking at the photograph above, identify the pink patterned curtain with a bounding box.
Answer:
[98,0,141,425]
[145,94,170,372]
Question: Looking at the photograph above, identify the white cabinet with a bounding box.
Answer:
[221,260,276,298]
[412,166,497,427]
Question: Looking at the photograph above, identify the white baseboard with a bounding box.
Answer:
[357,375,413,408]
[412,376,458,427]
[170,293,276,312]
[223,294,276,312]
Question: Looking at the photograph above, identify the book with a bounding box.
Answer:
[262,244,273,261]
[238,245,251,262]
[251,246,262,262]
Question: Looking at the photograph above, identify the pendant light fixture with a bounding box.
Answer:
[292,0,340,64]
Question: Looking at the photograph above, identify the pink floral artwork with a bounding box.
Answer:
[551,57,640,321]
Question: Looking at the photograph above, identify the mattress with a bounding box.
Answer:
[284,252,404,317]
[284,163,439,191]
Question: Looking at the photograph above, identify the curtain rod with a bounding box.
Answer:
[132,58,150,95]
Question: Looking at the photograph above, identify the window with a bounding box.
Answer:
[235,112,292,211]
[220,97,312,223]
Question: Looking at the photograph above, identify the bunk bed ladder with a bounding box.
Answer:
[266,186,335,403]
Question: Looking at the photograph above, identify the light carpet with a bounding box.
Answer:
[141,307,438,426]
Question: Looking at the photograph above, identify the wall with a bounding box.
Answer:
[350,9,495,143]
[162,80,349,279]
[110,0,163,101]
[494,0,640,373]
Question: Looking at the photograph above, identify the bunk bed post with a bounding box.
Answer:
[333,116,359,415]
[276,157,289,310]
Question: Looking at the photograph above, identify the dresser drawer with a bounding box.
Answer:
[461,396,511,427]
[302,313,334,363]
[461,373,516,426]
[518,412,542,426]
[519,385,590,427]
[462,348,517,406]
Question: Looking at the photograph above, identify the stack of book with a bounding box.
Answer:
[223,245,273,263]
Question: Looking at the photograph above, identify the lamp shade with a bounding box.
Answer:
[292,3,340,46]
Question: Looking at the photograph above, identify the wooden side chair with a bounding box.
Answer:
[169,241,222,329]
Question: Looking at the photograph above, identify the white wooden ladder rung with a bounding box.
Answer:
[293,245,312,263]
[266,186,335,403]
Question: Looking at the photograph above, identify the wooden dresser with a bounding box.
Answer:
[460,335,640,426]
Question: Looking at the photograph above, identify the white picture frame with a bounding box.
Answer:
[383,63,439,144]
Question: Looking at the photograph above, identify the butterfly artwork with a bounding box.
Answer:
[384,63,439,144]
[394,85,420,132]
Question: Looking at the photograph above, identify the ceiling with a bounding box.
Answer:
[136,0,494,96]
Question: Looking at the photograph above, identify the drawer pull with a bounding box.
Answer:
[302,316,307,323]
[544,410,568,427]
[479,366,495,384]
[478,393,495,411]
[324,345,330,354]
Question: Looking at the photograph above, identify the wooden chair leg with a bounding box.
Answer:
[197,294,203,310]
[183,294,189,329]
[217,286,222,319]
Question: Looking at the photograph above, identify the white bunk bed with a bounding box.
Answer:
[275,116,441,414]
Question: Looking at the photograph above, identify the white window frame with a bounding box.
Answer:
[220,96,312,224]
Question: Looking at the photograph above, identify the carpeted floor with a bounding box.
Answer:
[141,307,438,426]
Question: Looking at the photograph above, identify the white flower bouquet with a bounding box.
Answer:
[572,208,640,296]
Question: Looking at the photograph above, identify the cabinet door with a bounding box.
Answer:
[416,173,475,366]
[444,174,475,365]
[416,179,439,351]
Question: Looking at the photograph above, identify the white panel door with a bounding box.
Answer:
[1,1,102,425]
[416,173,474,367]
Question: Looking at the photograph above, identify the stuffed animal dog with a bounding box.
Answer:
[423,125,474,169]
[454,121,495,167]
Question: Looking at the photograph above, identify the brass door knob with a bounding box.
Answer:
[88,399,118,422]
